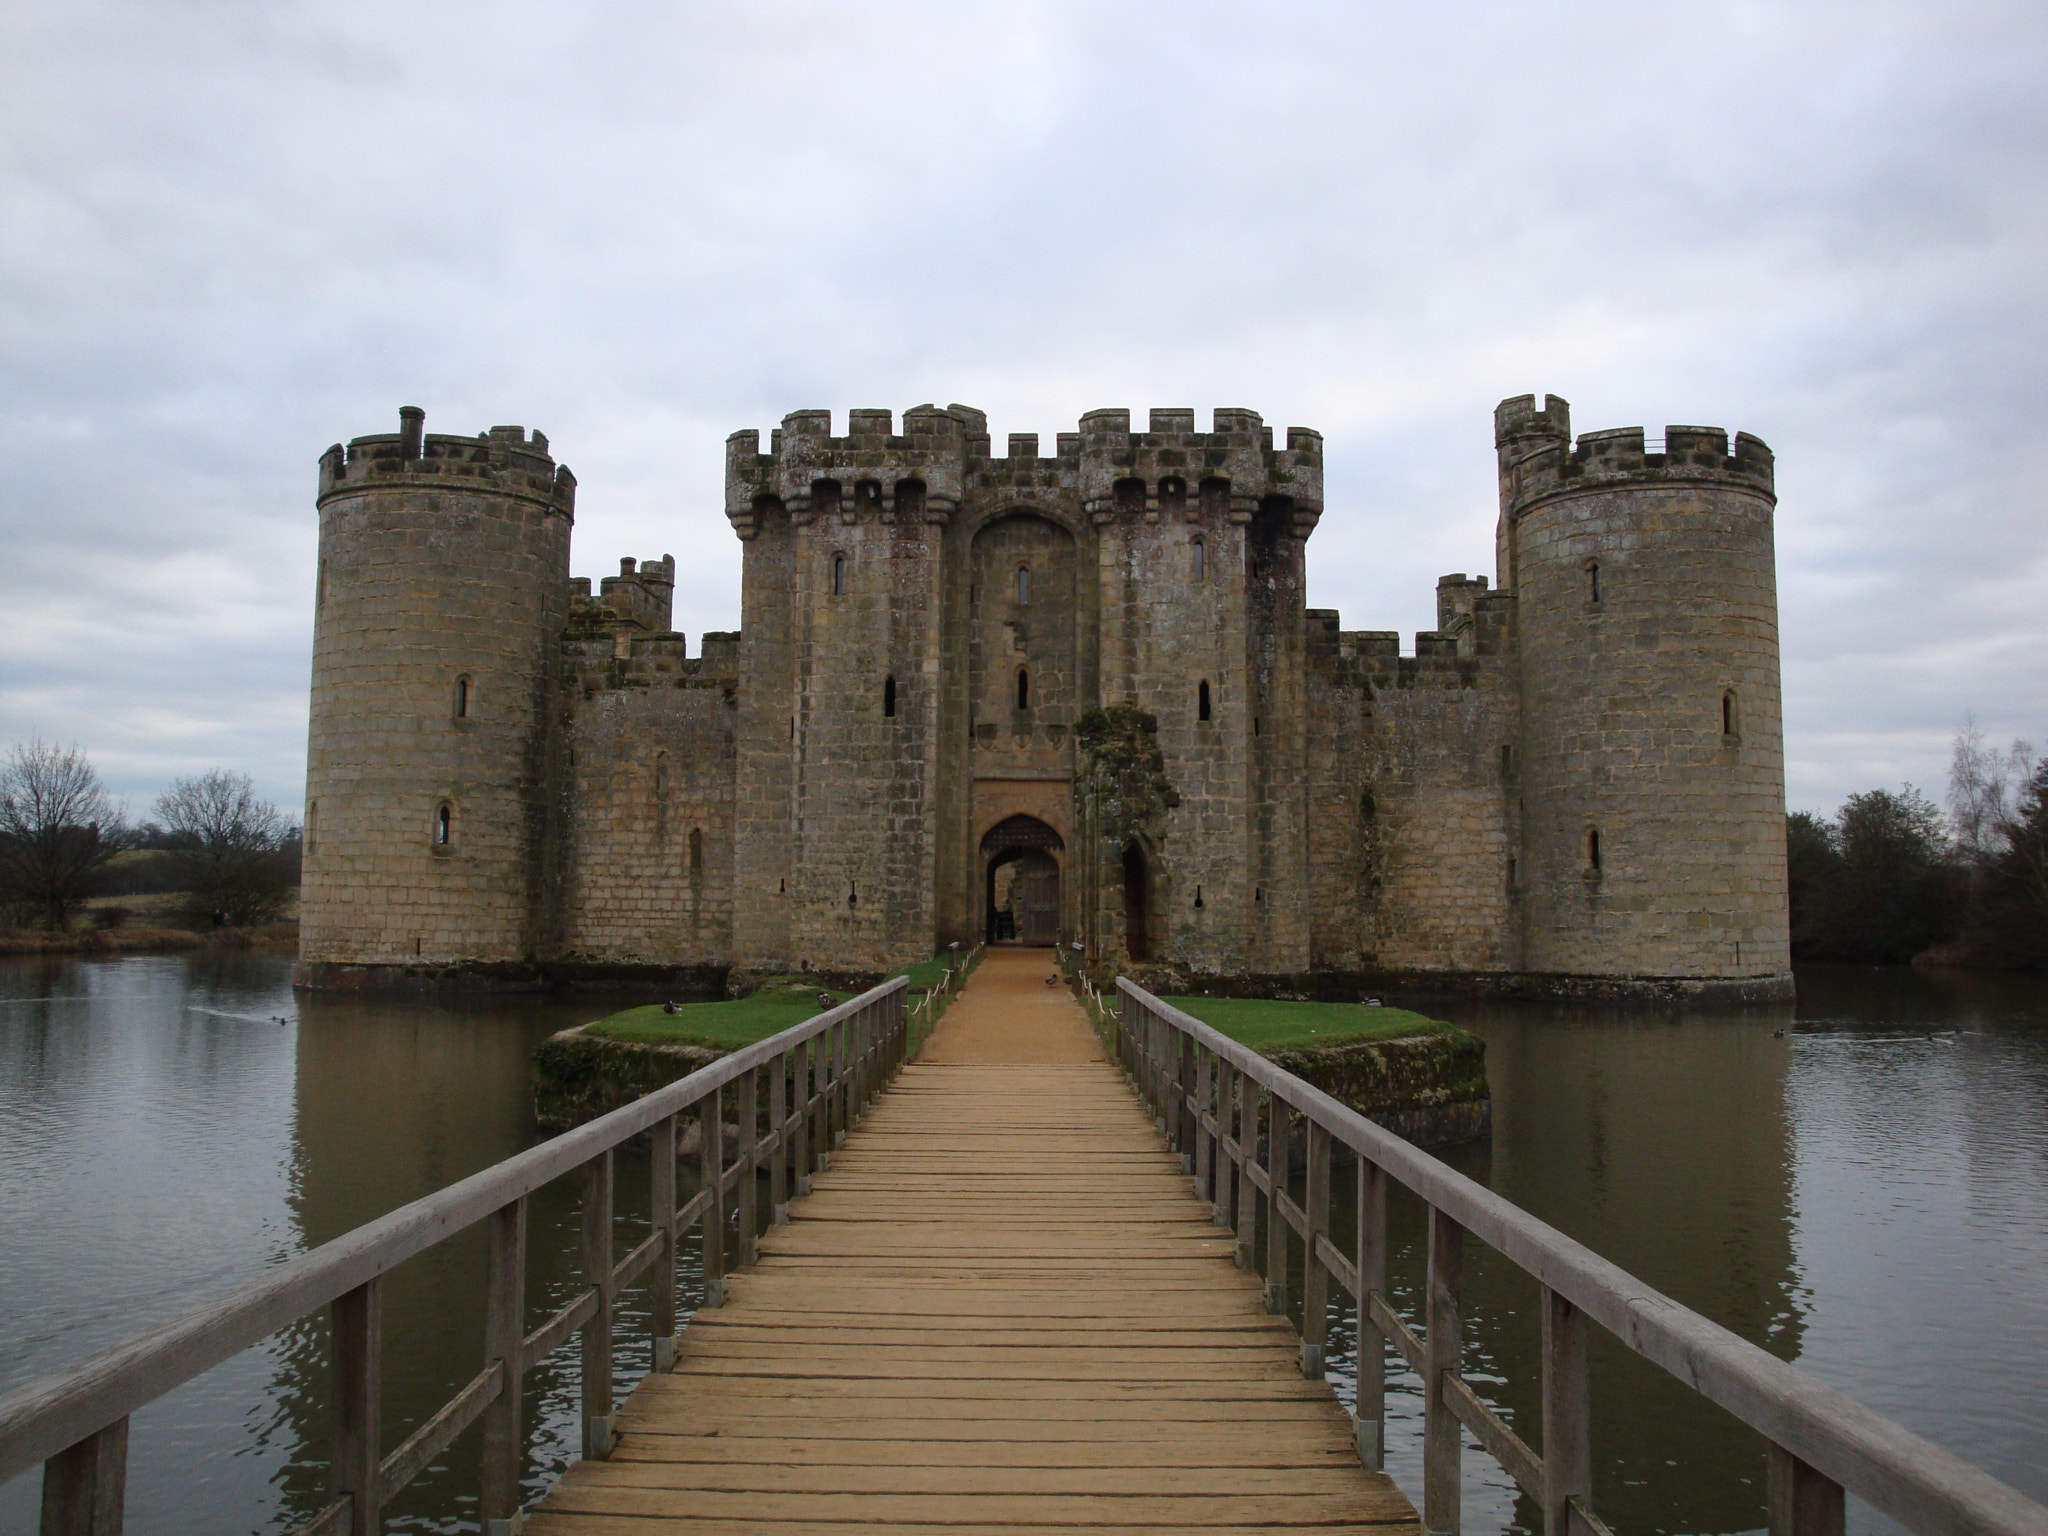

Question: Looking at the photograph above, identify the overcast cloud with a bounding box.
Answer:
[1,0,2043,818]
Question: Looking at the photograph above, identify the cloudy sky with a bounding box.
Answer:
[1,0,2042,819]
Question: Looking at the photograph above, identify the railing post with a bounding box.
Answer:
[794,1036,814,1194]
[1154,1014,1171,1134]
[1541,1287,1589,1536]
[1177,1032,1197,1171]
[769,1050,790,1225]
[1193,1044,1214,1203]
[1234,1073,1258,1269]
[332,1278,381,1536]
[650,1115,679,1371]
[39,1416,127,1536]
[1769,1446,1846,1536]
[1302,1119,1331,1378]
[736,1065,760,1267]
[1424,1208,1464,1536]
[580,1150,615,1461]
[1356,1156,1387,1468]
[702,1085,727,1307]
[481,1197,527,1534]
[1210,1060,1235,1230]
[1265,1092,1290,1315]
[832,1017,849,1151]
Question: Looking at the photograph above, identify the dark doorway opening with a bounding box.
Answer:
[980,815,1065,945]
[987,849,1060,945]
[1122,842,1150,961]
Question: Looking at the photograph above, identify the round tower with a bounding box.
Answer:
[298,407,576,988]
[1497,393,1791,998]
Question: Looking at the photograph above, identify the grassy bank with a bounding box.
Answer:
[0,927,210,957]
[585,954,976,1051]
[586,980,853,1048]
[1158,996,1461,1052]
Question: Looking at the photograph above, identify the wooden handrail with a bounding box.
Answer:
[0,974,910,1534]
[1112,977,2048,1536]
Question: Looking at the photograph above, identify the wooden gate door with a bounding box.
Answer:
[1018,853,1060,944]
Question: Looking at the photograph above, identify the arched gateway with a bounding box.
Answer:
[981,815,1063,945]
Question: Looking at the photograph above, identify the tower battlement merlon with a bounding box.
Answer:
[724,405,979,537]
[1076,407,1323,529]
[1495,393,1773,520]
[318,407,576,519]
[570,553,676,640]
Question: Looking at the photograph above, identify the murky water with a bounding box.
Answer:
[1,955,2043,1534]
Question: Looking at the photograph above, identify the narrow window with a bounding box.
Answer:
[1198,680,1212,722]
[848,881,858,909]
[689,828,704,874]
[305,801,317,857]
[653,753,668,800]
[1507,856,1518,892]
[884,675,896,717]
[832,554,846,596]
[1193,884,1204,909]
[1192,538,1205,582]
[1016,668,1030,710]
[454,676,470,718]
[435,803,451,846]
[1255,885,1264,903]
[1253,715,1260,737]
[1722,690,1738,738]
[1016,565,1030,604]
[1500,743,1514,778]
[1587,827,1602,872]
[1586,559,1601,603]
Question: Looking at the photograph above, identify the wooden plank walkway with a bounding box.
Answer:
[527,947,1420,1535]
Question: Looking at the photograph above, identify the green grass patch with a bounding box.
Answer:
[894,958,954,993]
[587,980,850,1048]
[1159,996,1461,1053]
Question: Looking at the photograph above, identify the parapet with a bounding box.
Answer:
[568,554,675,652]
[1073,406,1322,534]
[1495,393,1773,519]
[318,407,576,519]
[725,405,979,536]
[724,404,1321,539]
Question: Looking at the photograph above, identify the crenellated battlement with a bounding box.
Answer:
[723,404,1322,538]
[725,405,981,535]
[565,625,743,695]
[1495,393,1773,518]
[568,554,675,652]
[318,407,577,518]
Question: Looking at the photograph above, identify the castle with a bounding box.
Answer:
[296,396,1792,1000]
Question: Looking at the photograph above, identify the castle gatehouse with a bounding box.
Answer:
[297,397,1791,999]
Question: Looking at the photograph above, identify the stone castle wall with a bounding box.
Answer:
[300,415,572,982]
[1304,618,1523,975]
[1499,397,1790,984]
[555,636,737,968]
[299,397,1792,999]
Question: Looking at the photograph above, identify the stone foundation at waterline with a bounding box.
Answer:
[298,395,1792,1000]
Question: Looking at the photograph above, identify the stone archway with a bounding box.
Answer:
[981,815,1064,945]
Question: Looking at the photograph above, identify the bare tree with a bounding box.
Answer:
[154,770,297,926]
[0,739,130,930]
[1948,715,2037,870]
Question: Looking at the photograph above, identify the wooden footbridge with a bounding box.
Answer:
[4,950,2045,1536]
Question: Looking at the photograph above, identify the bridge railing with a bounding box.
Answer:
[1111,977,2048,1536]
[0,975,911,1536]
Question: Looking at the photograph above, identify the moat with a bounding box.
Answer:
[1,955,2043,1535]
